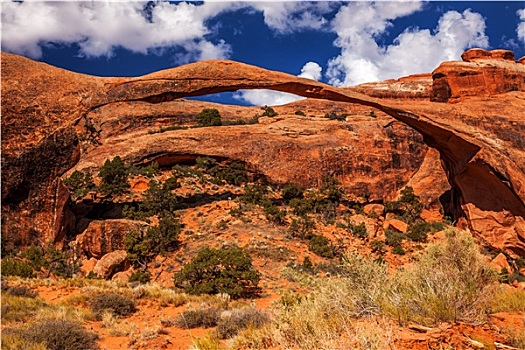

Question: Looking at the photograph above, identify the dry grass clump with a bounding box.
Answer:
[2,318,99,350]
[1,294,49,323]
[174,307,221,329]
[216,308,270,339]
[131,283,188,307]
[230,231,501,349]
[190,332,225,350]
[488,286,525,313]
[90,292,137,319]
[384,232,497,325]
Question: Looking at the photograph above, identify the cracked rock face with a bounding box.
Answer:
[2,50,524,257]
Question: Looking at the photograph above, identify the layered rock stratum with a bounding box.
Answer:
[2,48,525,257]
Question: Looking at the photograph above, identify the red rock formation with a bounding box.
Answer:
[92,250,128,280]
[2,51,524,258]
[72,219,148,259]
[347,74,432,99]
[432,48,525,102]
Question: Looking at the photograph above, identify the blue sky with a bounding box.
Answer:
[2,1,524,106]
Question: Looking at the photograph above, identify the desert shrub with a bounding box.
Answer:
[1,294,48,323]
[125,214,181,267]
[44,245,80,278]
[197,108,222,126]
[370,240,386,253]
[147,215,182,255]
[339,219,367,238]
[392,244,406,255]
[22,246,47,271]
[216,308,270,339]
[351,222,368,238]
[98,156,130,196]
[384,186,423,224]
[287,217,314,239]
[1,332,47,350]
[191,332,224,350]
[281,183,304,201]
[504,326,525,350]
[90,293,137,319]
[1,258,34,278]
[308,235,334,258]
[322,178,343,203]
[199,158,249,186]
[217,161,249,185]
[139,179,180,217]
[387,232,497,325]
[129,161,161,178]
[260,105,277,117]
[125,230,150,268]
[263,204,286,225]
[489,287,525,312]
[3,319,99,350]
[174,308,220,329]
[324,111,347,121]
[294,110,306,116]
[288,197,313,217]
[338,254,388,317]
[62,170,95,199]
[195,156,218,171]
[4,285,37,298]
[129,270,151,284]
[174,247,261,299]
[369,110,377,118]
[385,229,405,247]
[241,183,268,205]
[407,221,445,242]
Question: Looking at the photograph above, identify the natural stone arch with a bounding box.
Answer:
[2,54,524,256]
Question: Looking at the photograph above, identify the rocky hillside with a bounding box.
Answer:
[2,48,525,258]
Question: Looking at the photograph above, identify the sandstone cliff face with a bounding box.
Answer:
[2,51,524,257]
[432,48,525,102]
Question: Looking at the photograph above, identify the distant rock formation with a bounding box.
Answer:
[432,48,525,102]
[2,50,524,257]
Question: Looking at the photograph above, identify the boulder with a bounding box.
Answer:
[112,269,132,284]
[363,204,384,217]
[384,219,408,233]
[93,250,128,280]
[79,257,98,276]
[489,253,511,273]
[74,219,148,259]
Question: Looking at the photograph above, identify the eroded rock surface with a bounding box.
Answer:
[2,51,524,257]
[432,48,525,102]
[72,219,148,259]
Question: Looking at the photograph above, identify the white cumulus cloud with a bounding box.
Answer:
[249,1,335,34]
[518,9,525,42]
[1,1,237,61]
[298,61,322,81]
[233,89,305,107]
[326,2,489,86]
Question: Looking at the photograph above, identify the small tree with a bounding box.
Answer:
[197,108,222,127]
[125,214,181,268]
[63,170,95,199]
[308,235,334,258]
[261,105,277,117]
[281,183,304,201]
[174,247,260,299]
[98,156,130,196]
